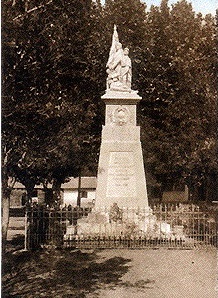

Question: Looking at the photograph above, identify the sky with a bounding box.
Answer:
[143,0,217,15]
[101,1,217,15]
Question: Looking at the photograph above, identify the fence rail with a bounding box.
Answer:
[26,204,218,249]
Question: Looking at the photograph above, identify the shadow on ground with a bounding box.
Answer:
[5,235,25,253]
[2,247,131,298]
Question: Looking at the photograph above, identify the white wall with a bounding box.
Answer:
[63,190,95,206]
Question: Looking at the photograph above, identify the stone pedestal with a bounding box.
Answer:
[95,90,148,208]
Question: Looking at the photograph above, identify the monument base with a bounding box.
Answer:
[64,206,186,242]
[95,91,148,208]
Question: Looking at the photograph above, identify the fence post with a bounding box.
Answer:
[24,207,28,251]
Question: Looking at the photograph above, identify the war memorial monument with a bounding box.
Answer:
[63,26,191,242]
[65,26,153,238]
[95,25,148,209]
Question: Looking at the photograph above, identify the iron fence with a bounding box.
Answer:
[26,204,218,250]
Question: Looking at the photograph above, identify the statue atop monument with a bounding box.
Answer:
[106,25,132,92]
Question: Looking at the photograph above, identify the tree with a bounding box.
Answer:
[85,0,218,201]
[2,0,101,248]
[139,0,218,200]
[2,0,217,254]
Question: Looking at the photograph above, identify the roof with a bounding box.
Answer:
[13,182,44,189]
[13,177,97,190]
[62,177,97,189]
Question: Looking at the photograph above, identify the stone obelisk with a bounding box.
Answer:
[95,25,148,208]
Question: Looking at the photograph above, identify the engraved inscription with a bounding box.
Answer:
[106,152,136,197]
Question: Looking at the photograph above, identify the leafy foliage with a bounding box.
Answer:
[2,0,101,198]
[2,0,217,205]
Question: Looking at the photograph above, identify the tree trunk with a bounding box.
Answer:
[2,177,12,254]
[52,179,62,206]
[1,170,16,253]
[205,172,218,202]
[77,173,82,207]
[2,195,10,253]
[25,184,35,206]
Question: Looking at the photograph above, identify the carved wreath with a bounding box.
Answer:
[110,106,131,126]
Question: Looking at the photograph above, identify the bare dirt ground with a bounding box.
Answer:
[3,216,218,298]
[2,241,217,298]
[87,248,218,298]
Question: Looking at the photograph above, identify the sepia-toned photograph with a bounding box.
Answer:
[2,0,218,297]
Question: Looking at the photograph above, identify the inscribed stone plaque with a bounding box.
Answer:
[106,151,136,197]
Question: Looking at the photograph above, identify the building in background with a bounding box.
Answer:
[62,177,96,206]
[10,176,190,208]
[10,177,96,208]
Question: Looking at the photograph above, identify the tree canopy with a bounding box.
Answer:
[2,0,217,204]
[2,0,101,199]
